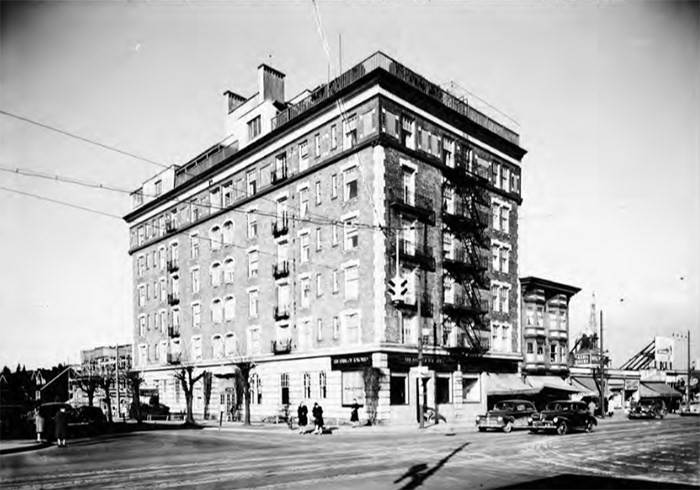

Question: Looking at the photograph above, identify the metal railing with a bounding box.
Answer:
[167,293,180,306]
[271,217,289,238]
[166,259,179,272]
[168,325,180,338]
[271,338,293,355]
[272,261,290,279]
[274,306,291,321]
[398,239,435,270]
[271,167,288,185]
[166,352,182,364]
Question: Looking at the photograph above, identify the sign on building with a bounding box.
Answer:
[654,336,674,370]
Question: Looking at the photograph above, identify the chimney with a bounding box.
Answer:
[258,64,285,103]
[224,90,246,114]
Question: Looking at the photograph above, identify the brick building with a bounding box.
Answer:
[124,52,526,424]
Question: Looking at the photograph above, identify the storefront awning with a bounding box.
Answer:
[526,375,581,393]
[570,377,598,396]
[486,373,540,396]
[639,382,682,398]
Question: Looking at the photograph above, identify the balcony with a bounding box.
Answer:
[549,326,568,341]
[274,306,291,321]
[168,325,180,338]
[271,338,293,355]
[389,189,435,224]
[443,247,488,276]
[165,220,179,234]
[167,293,180,306]
[271,167,289,185]
[393,295,433,317]
[398,240,435,271]
[166,352,182,365]
[444,328,489,355]
[271,217,289,238]
[167,259,180,273]
[442,200,488,230]
[442,292,488,318]
[272,261,290,279]
[523,325,546,337]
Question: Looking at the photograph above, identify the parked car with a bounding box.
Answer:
[475,400,537,433]
[628,400,667,419]
[679,401,700,417]
[529,400,597,435]
[72,406,107,425]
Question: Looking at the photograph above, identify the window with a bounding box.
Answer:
[223,182,233,206]
[137,255,145,277]
[300,233,310,263]
[172,308,180,328]
[138,315,146,337]
[319,372,327,399]
[501,287,509,313]
[190,233,200,259]
[527,342,534,354]
[462,376,481,402]
[210,262,222,287]
[443,137,455,167]
[316,272,323,297]
[158,248,166,270]
[154,180,162,196]
[492,162,500,188]
[224,332,237,357]
[332,269,339,294]
[303,372,312,399]
[401,115,415,149]
[344,312,360,344]
[224,296,235,321]
[249,373,261,404]
[492,245,500,271]
[436,376,451,404]
[223,221,234,245]
[390,375,407,405]
[299,188,309,218]
[191,268,200,294]
[299,319,312,351]
[492,286,501,313]
[331,174,338,199]
[537,342,544,355]
[330,124,337,149]
[343,167,358,201]
[160,279,166,301]
[281,373,290,405]
[500,206,509,234]
[316,318,323,341]
[248,327,260,355]
[344,217,358,250]
[300,276,311,308]
[248,290,259,317]
[210,187,221,209]
[315,181,321,205]
[212,335,223,359]
[138,344,147,366]
[500,248,510,273]
[247,211,257,239]
[526,308,535,326]
[536,307,544,326]
[224,258,235,284]
[211,299,223,323]
[550,343,558,363]
[192,303,201,328]
[138,285,146,307]
[501,324,511,352]
[344,265,359,300]
[137,226,145,245]
[314,133,321,157]
[491,324,501,351]
[246,171,257,196]
[315,228,322,251]
[492,203,500,231]
[501,166,510,192]
[247,116,261,141]
[331,224,339,246]
[299,141,309,171]
[248,250,258,278]
[343,114,358,148]
[332,316,340,339]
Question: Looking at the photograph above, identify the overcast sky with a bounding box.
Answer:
[1,0,698,370]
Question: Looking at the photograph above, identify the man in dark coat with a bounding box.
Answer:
[297,402,308,434]
[312,402,324,435]
[54,407,69,447]
[350,398,360,428]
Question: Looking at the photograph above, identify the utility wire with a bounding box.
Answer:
[0,185,122,220]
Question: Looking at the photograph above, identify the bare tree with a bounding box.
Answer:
[125,371,144,424]
[75,361,101,408]
[202,371,213,420]
[232,361,255,426]
[97,363,116,423]
[173,366,205,425]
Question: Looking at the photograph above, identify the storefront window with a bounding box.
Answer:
[341,371,365,406]
[436,376,451,404]
[462,376,480,403]
[390,375,407,405]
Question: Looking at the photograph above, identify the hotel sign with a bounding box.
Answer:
[331,353,372,371]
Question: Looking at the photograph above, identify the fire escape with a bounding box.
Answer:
[441,145,491,356]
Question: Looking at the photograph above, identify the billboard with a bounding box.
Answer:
[654,337,674,369]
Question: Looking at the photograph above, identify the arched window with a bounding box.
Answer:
[212,334,223,359]
[211,298,223,323]
[191,335,202,361]
[210,262,222,287]
[223,221,234,246]
[250,373,262,404]
[210,226,222,250]
[224,296,236,321]
[224,332,237,357]
[224,258,235,284]
[303,372,311,399]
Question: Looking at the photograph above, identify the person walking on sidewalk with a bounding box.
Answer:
[312,402,324,435]
[54,407,69,447]
[350,398,360,428]
[34,408,45,442]
[297,402,308,434]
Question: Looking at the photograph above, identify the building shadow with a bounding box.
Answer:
[496,474,698,489]
[393,442,469,490]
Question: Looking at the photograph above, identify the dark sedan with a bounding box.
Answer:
[476,400,537,433]
[628,400,667,419]
[529,400,597,435]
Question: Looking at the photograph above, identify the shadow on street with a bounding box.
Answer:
[393,442,469,490]
[496,474,699,489]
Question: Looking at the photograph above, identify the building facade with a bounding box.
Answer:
[124,52,526,424]
[71,344,132,418]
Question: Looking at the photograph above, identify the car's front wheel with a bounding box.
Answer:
[585,420,594,433]
[503,421,513,433]
[556,421,568,436]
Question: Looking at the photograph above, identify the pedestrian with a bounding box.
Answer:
[588,399,596,417]
[350,398,360,428]
[297,401,308,434]
[312,402,324,435]
[34,407,45,443]
[54,407,69,447]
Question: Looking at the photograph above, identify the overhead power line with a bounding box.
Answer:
[0,185,122,220]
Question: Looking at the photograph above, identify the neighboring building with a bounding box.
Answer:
[71,344,132,418]
[123,52,526,424]
[520,277,580,376]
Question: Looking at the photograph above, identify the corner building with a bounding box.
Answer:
[124,52,527,424]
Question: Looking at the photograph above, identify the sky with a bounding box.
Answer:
[0,0,698,370]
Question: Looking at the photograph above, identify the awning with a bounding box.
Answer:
[570,377,598,396]
[486,373,541,396]
[526,375,581,393]
[639,382,682,399]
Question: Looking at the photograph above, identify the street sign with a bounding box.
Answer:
[388,275,409,303]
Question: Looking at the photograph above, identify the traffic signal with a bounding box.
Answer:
[388,275,408,303]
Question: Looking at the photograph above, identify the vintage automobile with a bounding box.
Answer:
[679,401,699,417]
[528,400,597,435]
[475,400,537,433]
[628,400,667,419]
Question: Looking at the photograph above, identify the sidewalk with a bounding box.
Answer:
[0,440,51,455]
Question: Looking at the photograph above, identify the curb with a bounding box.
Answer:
[0,441,51,455]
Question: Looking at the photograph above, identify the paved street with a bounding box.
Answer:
[1,416,698,489]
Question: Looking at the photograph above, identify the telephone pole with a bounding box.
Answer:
[598,310,606,418]
[687,329,691,404]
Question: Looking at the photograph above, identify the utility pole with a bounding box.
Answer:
[687,329,691,404]
[599,310,606,418]
[417,268,424,429]
[115,345,121,421]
